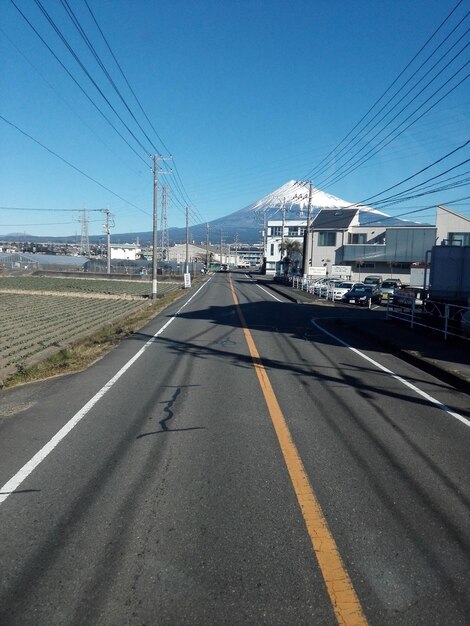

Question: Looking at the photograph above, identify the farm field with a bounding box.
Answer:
[0,275,182,298]
[0,275,184,383]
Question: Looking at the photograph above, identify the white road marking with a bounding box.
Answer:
[311,318,470,428]
[257,285,285,302]
[0,280,211,506]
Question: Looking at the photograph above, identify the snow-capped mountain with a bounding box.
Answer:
[113,180,419,244]
[208,179,389,232]
[239,180,355,216]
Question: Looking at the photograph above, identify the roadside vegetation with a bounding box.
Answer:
[0,275,193,389]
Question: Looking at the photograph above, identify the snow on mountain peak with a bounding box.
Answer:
[239,180,388,220]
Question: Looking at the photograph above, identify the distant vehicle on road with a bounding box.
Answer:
[342,284,381,306]
[219,264,229,272]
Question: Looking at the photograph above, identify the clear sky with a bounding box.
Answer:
[1,0,469,238]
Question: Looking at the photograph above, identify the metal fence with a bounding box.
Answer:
[386,299,470,341]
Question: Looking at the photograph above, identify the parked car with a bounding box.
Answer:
[328,280,356,301]
[313,277,329,295]
[380,278,403,302]
[342,283,381,306]
[363,275,383,287]
[325,280,342,299]
[319,280,336,298]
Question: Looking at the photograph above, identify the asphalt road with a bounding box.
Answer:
[0,271,469,625]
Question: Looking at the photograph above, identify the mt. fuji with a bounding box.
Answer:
[186,180,388,243]
[112,180,411,245]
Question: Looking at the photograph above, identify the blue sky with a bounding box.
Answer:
[1,0,469,238]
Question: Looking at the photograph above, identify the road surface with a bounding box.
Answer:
[1,271,469,625]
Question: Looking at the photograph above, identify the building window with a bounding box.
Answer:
[270,244,274,256]
[391,262,411,269]
[449,232,470,246]
[299,227,306,235]
[288,227,299,237]
[318,231,337,246]
[356,262,375,268]
[271,226,282,237]
[349,233,367,244]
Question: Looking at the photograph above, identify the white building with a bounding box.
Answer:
[110,243,141,260]
[436,205,470,246]
[265,219,306,275]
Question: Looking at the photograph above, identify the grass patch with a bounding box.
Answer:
[1,287,189,389]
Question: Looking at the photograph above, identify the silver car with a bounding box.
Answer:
[329,280,356,301]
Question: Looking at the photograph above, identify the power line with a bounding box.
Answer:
[59,0,157,157]
[0,114,151,216]
[9,0,150,168]
[81,0,202,219]
[354,138,470,206]
[298,0,468,185]
[32,0,153,157]
[316,56,470,189]
[83,0,172,158]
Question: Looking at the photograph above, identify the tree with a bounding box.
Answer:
[279,239,302,274]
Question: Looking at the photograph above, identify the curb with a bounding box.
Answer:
[257,279,335,306]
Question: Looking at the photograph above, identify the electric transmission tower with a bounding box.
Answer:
[79,208,90,257]
[160,184,169,262]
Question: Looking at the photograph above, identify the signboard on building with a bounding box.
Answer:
[308,266,327,276]
[331,265,352,278]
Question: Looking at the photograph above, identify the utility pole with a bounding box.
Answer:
[185,207,189,274]
[303,182,313,278]
[281,196,286,263]
[205,223,210,267]
[264,210,268,268]
[235,232,239,267]
[151,155,172,299]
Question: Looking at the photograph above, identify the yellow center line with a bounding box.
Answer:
[230,276,368,626]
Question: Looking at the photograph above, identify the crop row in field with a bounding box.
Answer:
[0,292,148,378]
[0,275,182,298]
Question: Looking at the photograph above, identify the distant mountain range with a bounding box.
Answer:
[1,180,400,245]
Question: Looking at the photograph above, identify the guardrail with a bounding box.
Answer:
[291,276,324,294]
[386,298,470,341]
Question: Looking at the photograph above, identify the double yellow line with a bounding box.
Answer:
[230,277,368,626]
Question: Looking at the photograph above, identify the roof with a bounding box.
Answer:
[310,207,432,230]
[311,209,358,230]
[357,212,432,227]
[0,253,87,266]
